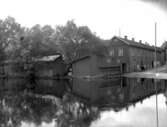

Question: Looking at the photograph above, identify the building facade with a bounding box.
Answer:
[71,54,121,78]
[109,36,164,72]
[71,36,165,78]
[107,36,164,73]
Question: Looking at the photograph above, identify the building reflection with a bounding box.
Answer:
[164,80,167,105]
[71,78,167,111]
[0,78,166,127]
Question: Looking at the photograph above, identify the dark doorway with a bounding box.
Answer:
[152,61,154,68]
[122,63,127,73]
[140,61,145,71]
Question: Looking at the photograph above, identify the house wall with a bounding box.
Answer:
[72,55,103,78]
[107,37,164,73]
[34,58,67,78]
[72,58,91,78]
[106,39,131,73]
[129,47,163,72]
[90,55,102,76]
[107,39,129,65]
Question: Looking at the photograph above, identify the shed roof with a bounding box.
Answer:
[111,36,163,52]
[71,55,90,64]
[33,54,61,62]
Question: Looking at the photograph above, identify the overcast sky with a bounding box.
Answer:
[0,0,167,46]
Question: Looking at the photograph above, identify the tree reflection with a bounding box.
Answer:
[0,81,100,127]
[56,93,100,127]
[2,78,166,127]
[0,90,58,127]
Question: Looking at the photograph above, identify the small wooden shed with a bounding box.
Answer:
[33,54,67,79]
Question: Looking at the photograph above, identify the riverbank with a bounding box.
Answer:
[124,65,167,79]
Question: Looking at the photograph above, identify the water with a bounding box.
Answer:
[0,78,166,127]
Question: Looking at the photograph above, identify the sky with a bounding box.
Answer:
[0,0,167,46]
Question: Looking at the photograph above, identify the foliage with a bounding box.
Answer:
[161,41,167,49]
[0,17,106,63]
[0,83,100,127]
[54,20,106,62]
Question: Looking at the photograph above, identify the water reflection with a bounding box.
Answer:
[71,78,166,111]
[0,78,166,127]
[0,79,100,127]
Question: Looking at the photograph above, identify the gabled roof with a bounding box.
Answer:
[112,36,163,52]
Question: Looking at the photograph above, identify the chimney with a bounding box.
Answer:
[139,40,142,43]
[132,38,135,41]
[124,35,128,40]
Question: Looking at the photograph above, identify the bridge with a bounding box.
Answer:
[123,65,167,80]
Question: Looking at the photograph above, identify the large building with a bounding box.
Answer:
[71,36,165,78]
[106,36,164,73]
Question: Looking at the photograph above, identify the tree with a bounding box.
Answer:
[161,41,167,49]
[0,17,107,63]
[0,16,26,60]
[54,20,105,62]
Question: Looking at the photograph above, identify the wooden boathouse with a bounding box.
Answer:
[71,36,165,78]
[33,53,67,79]
[0,53,68,79]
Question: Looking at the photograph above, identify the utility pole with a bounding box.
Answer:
[154,22,159,127]
[155,23,157,71]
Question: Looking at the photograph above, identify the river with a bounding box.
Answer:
[0,78,166,127]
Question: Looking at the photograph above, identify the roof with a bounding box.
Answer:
[33,55,61,62]
[71,55,90,64]
[111,36,163,52]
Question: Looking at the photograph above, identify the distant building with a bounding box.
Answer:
[71,36,165,78]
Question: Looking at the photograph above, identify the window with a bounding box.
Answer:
[109,49,114,56]
[118,48,123,56]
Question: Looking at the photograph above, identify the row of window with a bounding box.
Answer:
[109,48,124,57]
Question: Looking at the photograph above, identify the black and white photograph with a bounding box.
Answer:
[0,0,167,127]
